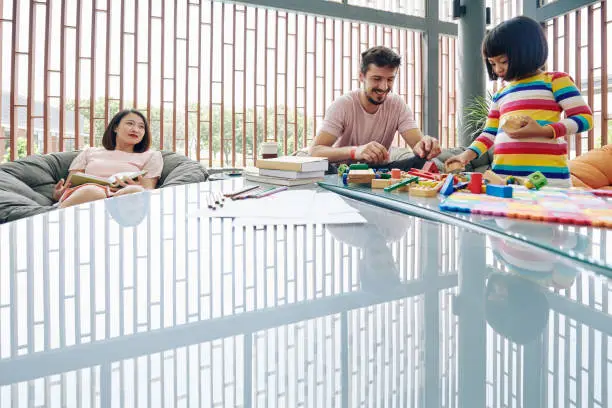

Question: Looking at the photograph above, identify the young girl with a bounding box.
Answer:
[446,16,593,187]
[53,109,163,208]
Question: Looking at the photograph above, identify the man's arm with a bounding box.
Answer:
[310,131,356,162]
[399,128,441,160]
[400,128,424,149]
[310,131,389,163]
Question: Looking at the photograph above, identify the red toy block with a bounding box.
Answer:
[407,168,445,181]
[593,189,612,198]
[468,173,483,194]
[422,161,439,173]
[391,168,402,179]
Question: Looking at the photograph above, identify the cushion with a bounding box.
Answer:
[0,150,208,224]
[569,144,612,189]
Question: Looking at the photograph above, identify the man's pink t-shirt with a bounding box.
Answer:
[69,147,164,179]
[319,90,419,149]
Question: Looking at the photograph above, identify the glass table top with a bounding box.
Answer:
[318,174,612,274]
[1,179,611,406]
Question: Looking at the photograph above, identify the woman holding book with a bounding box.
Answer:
[53,109,163,208]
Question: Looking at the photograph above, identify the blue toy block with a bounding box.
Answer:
[454,181,469,190]
[439,175,455,196]
[486,184,512,198]
[342,173,348,186]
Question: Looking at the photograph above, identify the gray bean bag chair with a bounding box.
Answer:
[0,151,209,224]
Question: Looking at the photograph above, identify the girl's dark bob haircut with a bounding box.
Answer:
[482,16,548,81]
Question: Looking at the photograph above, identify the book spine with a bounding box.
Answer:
[255,160,302,172]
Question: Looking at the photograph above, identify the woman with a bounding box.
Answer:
[53,109,163,208]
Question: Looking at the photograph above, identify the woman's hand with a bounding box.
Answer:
[505,117,554,139]
[52,179,71,202]
[110,175,143,192]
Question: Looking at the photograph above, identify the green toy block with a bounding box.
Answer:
[526,171,548,190]
[349,163,369,170]
[380,173,392,179]
[337,163,349,176]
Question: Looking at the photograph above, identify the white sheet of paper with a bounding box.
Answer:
[190,190,367,226]
[232,212,367,226]
[192,190,316,219]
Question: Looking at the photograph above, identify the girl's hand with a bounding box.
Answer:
[445,150,477,171]
[53,179,71,202]
[505,117,554,139]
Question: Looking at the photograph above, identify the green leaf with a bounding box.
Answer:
[463,92,493,143]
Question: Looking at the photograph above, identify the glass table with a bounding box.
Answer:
[318,174,612,274]
[1,178,611,406]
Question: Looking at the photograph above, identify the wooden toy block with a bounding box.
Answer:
[483,170,505,185]
[593,189,612,197]
[486,184,513,198]
[349,163,369,170]
[384,176,418,192]
[417,180,440,188]
[372,178,396,189]
[407,168,445,181]
[390,168,402,179]
[469,173,483,194]
[440,174,455,196]
[372,178,411,190]
[347,169,375,184]
[454,182,469,190]
[422,161,439,173]
[445,161,464,174]
[337,163,349,176]
[526,171,548,190]
[409,185,439,197]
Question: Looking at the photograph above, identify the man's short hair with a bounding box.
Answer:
[360,46,401,74]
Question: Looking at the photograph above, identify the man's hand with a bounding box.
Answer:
[412,135,441,160]
[355,141,389,164]
[505,117,554,139]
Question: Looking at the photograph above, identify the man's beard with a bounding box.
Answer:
[366,88,390,105]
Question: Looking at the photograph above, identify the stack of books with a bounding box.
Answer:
[245,156,328,186]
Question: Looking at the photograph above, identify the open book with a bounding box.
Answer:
[67,170,148,188]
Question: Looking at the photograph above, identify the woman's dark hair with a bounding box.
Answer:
[102,109,151,153]
[482,16,548,81]
[360,46,402,74]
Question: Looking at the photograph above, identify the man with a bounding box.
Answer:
[310,46,441,170]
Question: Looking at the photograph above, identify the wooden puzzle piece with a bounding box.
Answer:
[422,161,439,173]
[346,169,375,184]
[372,178,402,189]
[445,161,464,174]
[409,184,439,197]
[483,170,506,185]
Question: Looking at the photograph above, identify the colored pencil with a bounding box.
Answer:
[254,186,288,198]
[224,185,260,198]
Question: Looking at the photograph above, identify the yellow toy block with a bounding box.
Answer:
[409,185,439,197]
[371,178,395,189]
